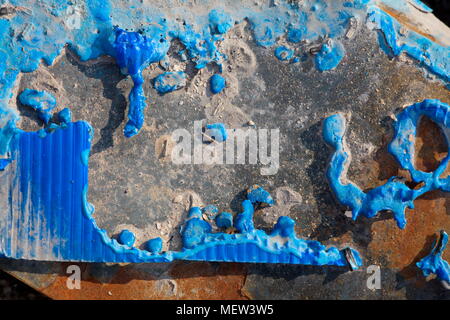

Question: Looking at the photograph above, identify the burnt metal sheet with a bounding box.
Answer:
[0,0,449,299]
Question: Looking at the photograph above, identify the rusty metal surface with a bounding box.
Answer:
[1,3,449,299]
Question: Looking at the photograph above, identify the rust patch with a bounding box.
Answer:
[415,116,449,175]
[368,113,450,285]
[368,192,449,282]
[38,262,248,300]
[168,262,248,300]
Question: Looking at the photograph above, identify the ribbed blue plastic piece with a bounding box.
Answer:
[0,121,361,267]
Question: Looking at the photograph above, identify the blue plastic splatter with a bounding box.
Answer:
[315,40,345,71]
[208,9,234,35]
[323,99,449,229]
[209,74,226,94]
[18,89,57,124]
[247,185,275,206]
[0,158,12,171]
[417,231,450,283]
[145,237,163,254]
[182,208,213,249]
[57,108,72,124]
[202,205,219,219]
[274,46,294,61]
[112,27,170,138]
[154,71,187,94]
[118,229,136,247]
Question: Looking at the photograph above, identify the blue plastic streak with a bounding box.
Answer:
[209,74,226,94]
[367,6,450,83]
[113,27,170,137]
[323,99,449,229]
[417,231,450,283]
[18,89,57,124]
[153,71,186,94]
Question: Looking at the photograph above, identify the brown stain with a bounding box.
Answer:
[378,4,445,47]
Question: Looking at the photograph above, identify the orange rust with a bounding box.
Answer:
[367,116,450,285]
[368,191,449,282]
[168,262,248,300]
[414,116,448,174]
[39,261,248,300]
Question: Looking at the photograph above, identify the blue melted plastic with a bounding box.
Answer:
[0,158,12,170]
[367,6,450,83]
[215,212,233,229]
[274,46,294,61]
[153,71,186,94]
[181,186,361,266]
[112,27,170,137]
[18,89,57,124]
[315,40,345,71]
[145,237,163,254]
[323,99,449,229]
[208,9,234,35]
[247,185,276,206]
[205,122,228,142]
[209,74,226,94]
[0,0,447,154]
[417,231,450,283]
[0,123,362,266]
[57,108,72,124]
[202,205,219,218]
[0,0,447,267]
[117,229,136,247]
